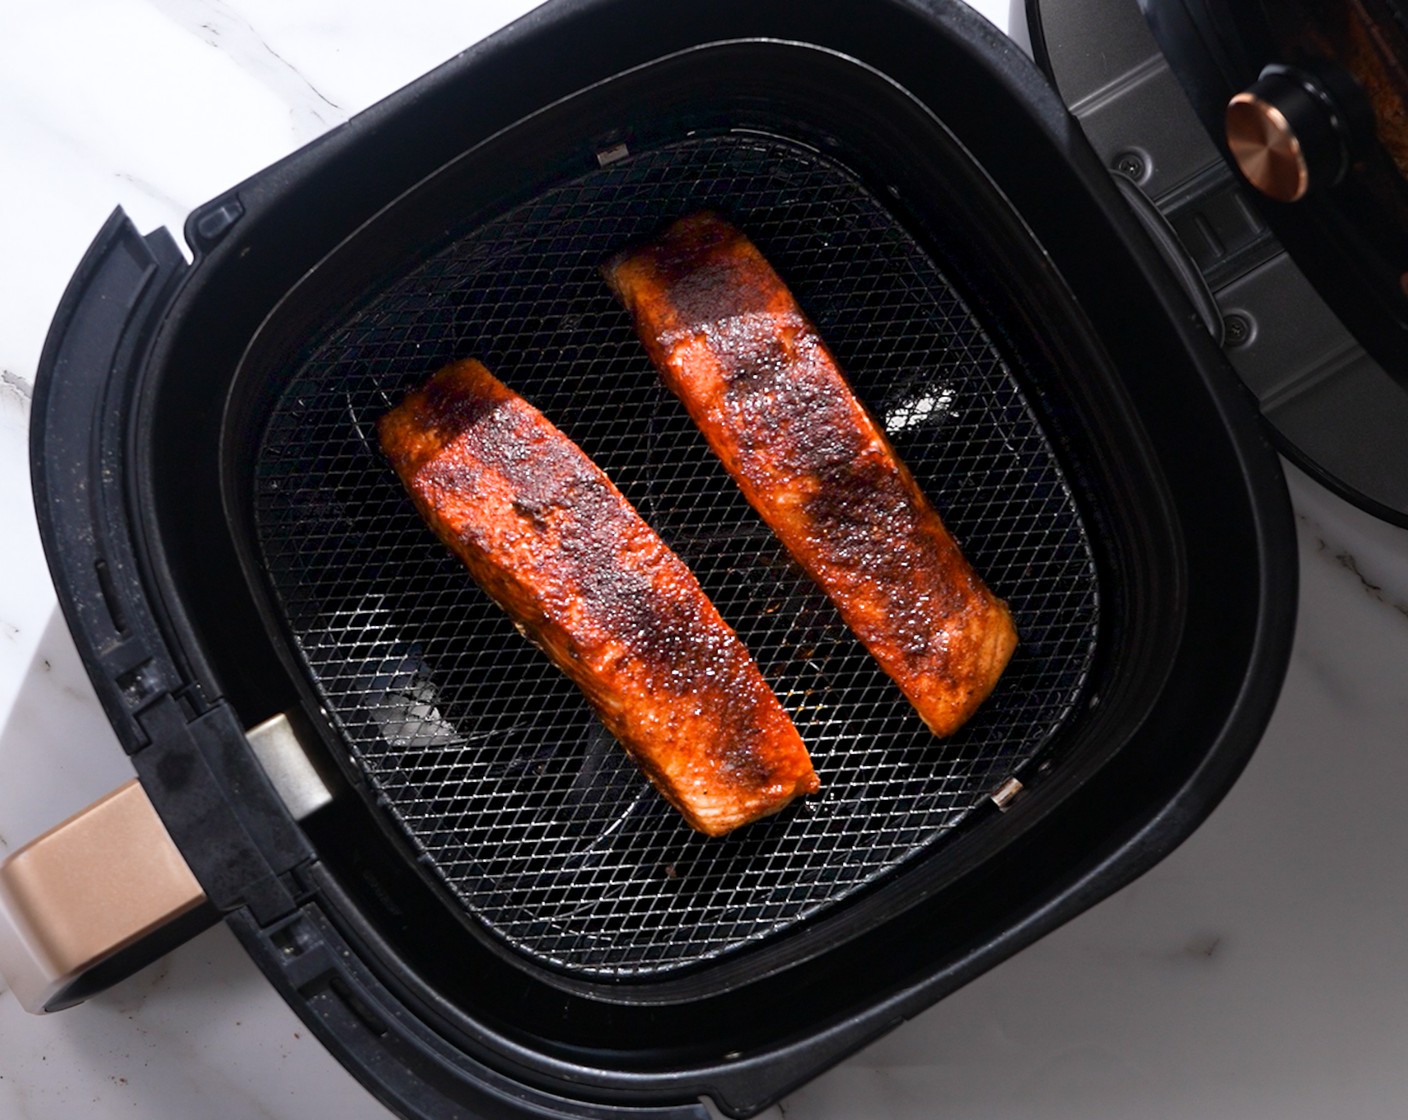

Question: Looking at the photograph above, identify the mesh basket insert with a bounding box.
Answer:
[253,132,1100,978]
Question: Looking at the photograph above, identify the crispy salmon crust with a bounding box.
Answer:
[604,212,1017,737]
[378,358,818,836]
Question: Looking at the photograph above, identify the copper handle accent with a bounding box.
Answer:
[1227,90,1310,203]
[0,780,206,1013]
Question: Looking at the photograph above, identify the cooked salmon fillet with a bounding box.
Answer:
[377,358,818,836]
[604,212,1017,737]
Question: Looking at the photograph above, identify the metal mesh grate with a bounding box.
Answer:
[253,134,1099,977]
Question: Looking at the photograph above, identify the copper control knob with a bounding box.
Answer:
[1226,67,1351,202]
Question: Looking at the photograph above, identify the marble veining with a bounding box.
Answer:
[146,0,348,137]
[1,372,33,408]
[1317,538,1408,620]
[4,1,1408,1118]
[1296,478,1408,623]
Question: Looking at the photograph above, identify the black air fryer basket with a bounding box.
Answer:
[24,0,1295,1117]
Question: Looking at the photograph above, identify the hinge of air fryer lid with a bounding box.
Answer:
[1031,0,1276,330]
[1108,172,1225,342]
[132,695,315,925]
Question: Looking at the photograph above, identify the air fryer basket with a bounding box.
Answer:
[221,35,1183,1003]
[254,128,1101,979]
[29,2,1295,1117]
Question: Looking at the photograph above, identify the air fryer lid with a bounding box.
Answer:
[1032,0,1408,524]
[26,1,1296,1118]
[1144,0,1408,366]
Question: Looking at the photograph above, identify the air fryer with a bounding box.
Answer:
[0,2,1303,1118]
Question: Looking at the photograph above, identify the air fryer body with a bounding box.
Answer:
[27,2,1296,1117]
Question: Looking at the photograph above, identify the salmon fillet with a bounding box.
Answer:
[377,358,818,836]
[604,212,1017,737]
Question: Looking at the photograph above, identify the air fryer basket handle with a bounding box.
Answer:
[0,779,216,1012]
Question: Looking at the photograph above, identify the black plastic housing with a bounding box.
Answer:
[30,1,1297,1118]
[1137,0,1408,390]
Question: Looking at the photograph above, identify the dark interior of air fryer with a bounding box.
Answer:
[176,38,1190,1063]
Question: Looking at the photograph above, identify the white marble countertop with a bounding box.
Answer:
[3,1,1408,1117]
